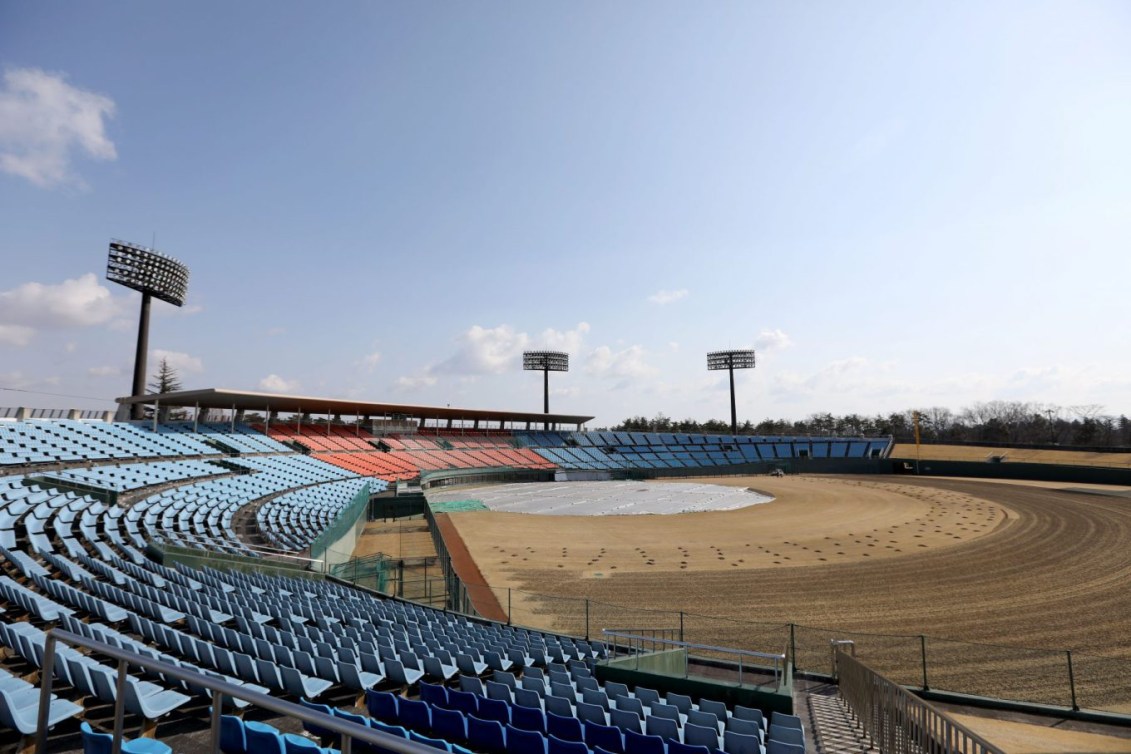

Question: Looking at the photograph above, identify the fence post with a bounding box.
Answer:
[507,588,512,626]
[585,599,590,641]
[789,624,797,671]
[1067,650,1079,711]
[679,612,684,643]
[920,634,929,690]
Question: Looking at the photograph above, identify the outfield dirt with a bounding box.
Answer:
[444,476,1131,709]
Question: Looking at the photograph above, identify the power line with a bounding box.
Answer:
[0,385,117,403]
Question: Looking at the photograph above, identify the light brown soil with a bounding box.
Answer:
[352,519,435,559]
[892,443,1131,468]
[445,476,1131,709]
[951,713,1131,753]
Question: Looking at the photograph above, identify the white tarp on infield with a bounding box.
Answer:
[427,481,773,516]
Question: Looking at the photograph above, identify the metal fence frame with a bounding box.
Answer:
[837,650,1006,754]
[36,628,437,754]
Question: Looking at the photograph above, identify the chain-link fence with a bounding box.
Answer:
[430,576,1131,714]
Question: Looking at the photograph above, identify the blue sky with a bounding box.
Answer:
[1,1,1129,426]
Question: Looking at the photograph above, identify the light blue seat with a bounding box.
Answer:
[280,665,333,699]
[0,684,82,735]
[81,721,113,754]
[245,720,287,754]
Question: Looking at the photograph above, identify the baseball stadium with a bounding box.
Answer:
[1,245,1130,754]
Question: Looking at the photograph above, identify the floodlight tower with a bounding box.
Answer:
[106,240,190,419]
[523,351,569,416]
[707,349,756,434]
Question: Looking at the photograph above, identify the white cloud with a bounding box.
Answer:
[753,328,793,353]
[668,341,680,352]
[0,273,128,346]
[150,349,203,374]
[0,273,125,325]
[537,322,589,353]
[359,351,382,372]
[0,324,34,347]
[647,289,689,305]
[0,371,60,391]
[394,374,438,392]
[586,345,658,389]
[259,374,299,393]
[88,365,122,378]
[266,327,286,337]
[0,67,117,188]
[433,324,530,376]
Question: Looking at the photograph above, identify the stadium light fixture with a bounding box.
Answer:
[707,349,756,434]
[523,350,569,415]
[106,240,191,419]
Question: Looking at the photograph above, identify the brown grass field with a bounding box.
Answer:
[442,476,1131,710]
[892,443,1131,467]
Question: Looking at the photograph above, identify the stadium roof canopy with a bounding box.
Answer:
[116,387,593,429]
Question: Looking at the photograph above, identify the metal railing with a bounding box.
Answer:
[35,628,436,754]
[836,650,1006,754]
[603,629,786,685]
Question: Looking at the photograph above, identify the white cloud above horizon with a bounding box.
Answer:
[150,349,203,375]
[647,289,689,305]
[0,273,128,345]
[0,67,117,188]
[259,374,299,393]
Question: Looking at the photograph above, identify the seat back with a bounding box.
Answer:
[81,721,114,754]
[665,692,693,714]
[767,724,803,747]
[609,708,642,734]
[546,711,583,742]
[682,723,719,750]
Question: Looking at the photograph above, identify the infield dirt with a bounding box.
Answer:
[444,475,1131,709]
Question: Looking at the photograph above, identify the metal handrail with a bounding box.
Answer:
[35,628,436,754]
[602,629,786,683]
[836,650,1005,754]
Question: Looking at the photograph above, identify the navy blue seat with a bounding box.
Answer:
[667,742,709,754]
[766,742,803,754]
[506,724,547,754]
[467,714,507,754]
[432,706,468,745]
[365,689,399,724]
[410,730,452,751]
[547,712,583,743]
[450,689,482,717]
[548,734,589,754]
[480,697,512,726]
[584,720,624,754]
[766,725,802,747]
[298,698,336,740]
[420,681,450,709]
[624,730,666,754]
[399,698,433,733]
[512,704,547,734]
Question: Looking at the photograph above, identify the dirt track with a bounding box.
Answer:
[446,476,1131,709]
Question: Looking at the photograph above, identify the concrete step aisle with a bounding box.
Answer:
[804,684,880,754]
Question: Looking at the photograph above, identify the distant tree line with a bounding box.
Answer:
[610,401,1131,448]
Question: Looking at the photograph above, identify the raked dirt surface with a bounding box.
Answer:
[444,475,1131,709]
